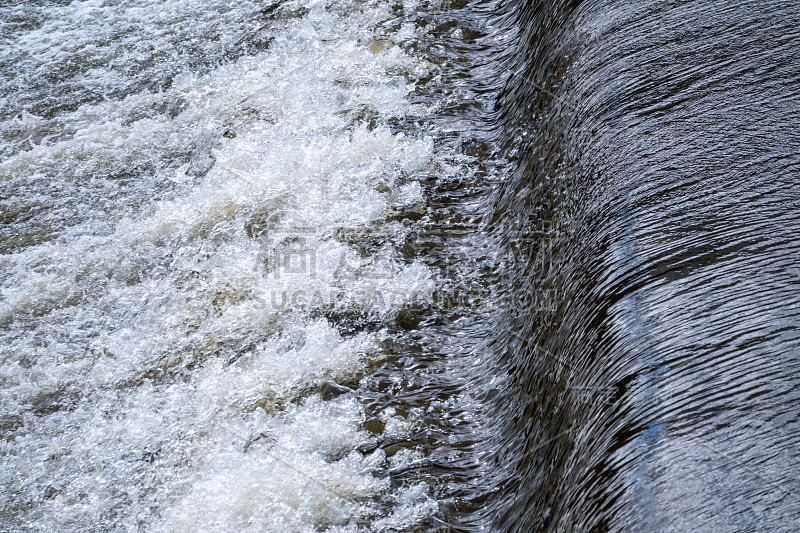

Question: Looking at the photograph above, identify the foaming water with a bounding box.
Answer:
[0,0,498,530]
[481,0,800,531]
[5,0,798,530]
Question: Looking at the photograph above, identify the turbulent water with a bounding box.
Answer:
[1,0,799,531]
[0,0,498,530]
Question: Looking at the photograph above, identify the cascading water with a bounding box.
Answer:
[481,0,800,531]
[2,0,799,532]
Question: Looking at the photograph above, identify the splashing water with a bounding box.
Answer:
[0,0,496,530]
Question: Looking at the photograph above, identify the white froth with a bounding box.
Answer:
[0,0,454,530]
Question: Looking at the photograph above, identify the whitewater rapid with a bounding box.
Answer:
[0,0,493,530]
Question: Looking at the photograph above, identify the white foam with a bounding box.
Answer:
[0,0,452,530]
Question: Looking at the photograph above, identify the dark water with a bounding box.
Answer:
[478,0,800,530]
